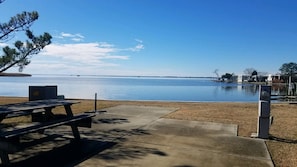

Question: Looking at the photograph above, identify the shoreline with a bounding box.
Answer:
[1,95,261,103]
[0,73,31,77]
[0,97,296,166]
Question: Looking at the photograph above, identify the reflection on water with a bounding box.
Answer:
[270,84,289,96]
[220,84,259,96]
[0,76,292,102]
[221,83,291,96]
[220,83,296,103]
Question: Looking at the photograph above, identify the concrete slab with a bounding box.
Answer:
[121,119,273,167]
[77,105,274,167]
[144,118,238,136]
[79,141,272,167]
[6,105,274,167]
[100,105,178,118]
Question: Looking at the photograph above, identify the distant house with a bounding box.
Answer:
[219,73,289,83]
[234,74,271,83]
[229,73,297,84]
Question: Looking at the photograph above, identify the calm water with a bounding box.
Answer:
[0,76,262,102]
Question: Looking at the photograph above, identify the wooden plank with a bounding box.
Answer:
[5,111,32,118]
[0,113,95,139]
[5,109,47,119]
[0,99,80,114]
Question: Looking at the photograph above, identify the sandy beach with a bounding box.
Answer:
[0,97,296,167]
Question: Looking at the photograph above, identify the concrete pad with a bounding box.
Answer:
[6,105,274,167]
[123,118,273,166]
[79,141,272,167]
[78,105,178,142]
[144,118,238,136]
[101,105,178,118]
[77,105,274,167]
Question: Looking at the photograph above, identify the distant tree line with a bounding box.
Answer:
[279,62,297,82]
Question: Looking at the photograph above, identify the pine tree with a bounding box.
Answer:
[0,1,52,72]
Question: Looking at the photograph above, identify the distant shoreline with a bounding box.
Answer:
[30,73,216,79]
[0,73,31,77]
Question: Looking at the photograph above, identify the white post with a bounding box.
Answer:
[267,74,272,84]
[237,75,243,83]
[288,76,292,95]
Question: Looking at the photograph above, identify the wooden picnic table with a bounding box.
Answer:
[0,99,95,165]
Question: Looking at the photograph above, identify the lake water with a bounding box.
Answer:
[0,76,262,102]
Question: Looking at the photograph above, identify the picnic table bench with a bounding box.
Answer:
[0,99,96,165]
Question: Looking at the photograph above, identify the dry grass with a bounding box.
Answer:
[0,97,297,167]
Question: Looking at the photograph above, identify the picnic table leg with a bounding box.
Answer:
[44,107,55,120]
[64,105,81,140]
[0,151,9,165]
[0,114,8,122]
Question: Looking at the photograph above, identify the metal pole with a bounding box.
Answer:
[95,93,97,112]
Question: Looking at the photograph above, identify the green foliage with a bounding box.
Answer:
[279,62,297,76]
[251,70,258,76]
[0,30,52,72]
[0,1,52,72]
[0,11,38,41]
[221,73,233,80]
[244,68,256,75]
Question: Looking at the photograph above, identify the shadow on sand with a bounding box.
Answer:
[269,135,297,144]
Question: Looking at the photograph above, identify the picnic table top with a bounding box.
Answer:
[0,99,80,114]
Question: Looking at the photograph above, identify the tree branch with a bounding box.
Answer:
[0,11,38,41]
[0,47,36,73]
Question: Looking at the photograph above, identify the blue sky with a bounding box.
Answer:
[1,0,297,77]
